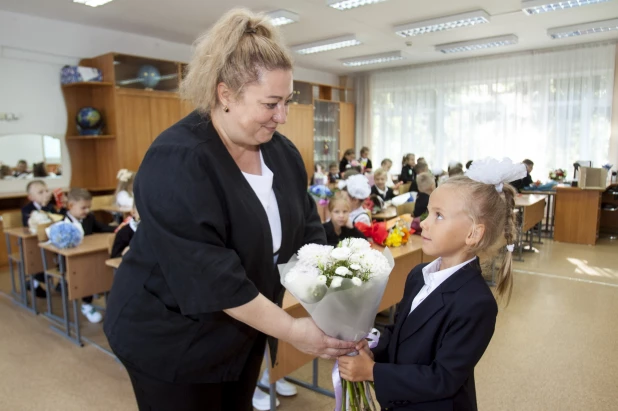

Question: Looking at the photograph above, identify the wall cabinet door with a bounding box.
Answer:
[116,94,153,171]
[278,104,315,183]
[339,102,355,159]
[150,96,181,141]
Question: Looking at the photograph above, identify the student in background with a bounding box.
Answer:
[310,163,326,186]
[328,162,340,183]
[32,162,49,178]
[111,205,140,259]
[115,169,135,209]
[343,174,372,226]
[509,159,534,192]
[13,159,29,178]
[322,192,366,246]
[400,153,416,185]
[414,172,436,218]
[371,168,395,202]
[338,172,517,411]
[340,149,356,173]
[63,188,114,323]
[410,162,429,193]
[359,146,373,174]
[21,180,55,298]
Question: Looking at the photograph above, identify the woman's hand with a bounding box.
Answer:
[338,349,375,382]
[287,317,356,360]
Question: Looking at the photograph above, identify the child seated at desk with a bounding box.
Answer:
[328,162,340,183]
[115,169,135,209]
[111,205,140,258]
[323,192,366,246]
[342,174,372,226]
[63,188,114,323]
[21,180,56,298]
[371,168,395,202]
[414,172,436,218]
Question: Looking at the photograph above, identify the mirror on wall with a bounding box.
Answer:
[0,134,63,181]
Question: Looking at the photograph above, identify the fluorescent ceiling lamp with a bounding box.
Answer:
[522,0,611,15]
[395,10,490,37]
[341,51,404,66]
[548,18,618,38]
[73,0,114,7]
[436,35,518,54]
[267,9,300,27]
[291,34,361,55]
[327,0,389,10]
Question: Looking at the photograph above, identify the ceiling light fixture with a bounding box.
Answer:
[436,34,518,54]
[266,9,300,27]
[522,0,611,15]
[548,18,618,38]
[327,0,389,10]
[341,51,405,66]
[291,34,361,55]
[394,10,490,37]
[73,0,114,7]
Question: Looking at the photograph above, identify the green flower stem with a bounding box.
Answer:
[346,380,356,411]
[341,380,347,411]
[358,382,371,410]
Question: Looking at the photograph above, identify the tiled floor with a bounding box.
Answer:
[1,237,617,410]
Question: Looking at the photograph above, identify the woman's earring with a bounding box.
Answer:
[223,106,229,113]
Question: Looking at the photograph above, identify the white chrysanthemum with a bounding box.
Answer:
[297,244,333,266]
[351,277,363,287]
[340,238,371,252]
[331,247,352,261]
[350,263,361,271]
[355,249,391,278]
[331,276,344,288]
[316,275,327,285]
[335,266,350,276]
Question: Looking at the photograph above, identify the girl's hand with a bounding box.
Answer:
[338,349,375,382]
[355,339,374,360]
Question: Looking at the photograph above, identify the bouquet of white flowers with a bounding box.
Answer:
[279,238,394,410]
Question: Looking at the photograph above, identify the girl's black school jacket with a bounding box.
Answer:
[103,112,325,383]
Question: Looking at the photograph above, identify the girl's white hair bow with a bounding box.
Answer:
[465,158,527,193]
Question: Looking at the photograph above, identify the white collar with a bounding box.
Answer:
[422,257,476,289]
[129,218,139,232]
[66,212,81,224]
[33,202,42,210]
[376,186,386,196]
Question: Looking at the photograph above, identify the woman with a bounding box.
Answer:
[104,9,355,411]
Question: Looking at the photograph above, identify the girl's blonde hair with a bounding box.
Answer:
[328,192,352,212]
[180,8,293,114]
[373,168,387,179]
[441,176,517,303]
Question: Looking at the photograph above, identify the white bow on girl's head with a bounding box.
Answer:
[465,158,527,192]
[340,174,371,200]
[116,169,133,183]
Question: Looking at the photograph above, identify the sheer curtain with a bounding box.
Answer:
[367,43,616,179]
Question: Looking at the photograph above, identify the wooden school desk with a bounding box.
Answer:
[39,233,114,346]
[554,186,605,246]
[105,257,122,273]
[514,195,546,261]
[3,227,55,313]
[261,237,425,410]
[520,189,557,237]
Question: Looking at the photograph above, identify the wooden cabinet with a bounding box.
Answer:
[339,102,355,158]
[150,96,181,138]
[116,92,153,172]
[180,100,195,118]
[278,104,315,182]
[554,187,604,245]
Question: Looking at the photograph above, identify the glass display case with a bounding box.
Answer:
[114,54,180,92]
[313,101,340,170]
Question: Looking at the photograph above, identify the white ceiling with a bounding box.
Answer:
[1,0,617,74]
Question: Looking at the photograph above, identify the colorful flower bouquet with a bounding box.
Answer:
[279,239,395,410]
[309,184,333,206]
[549,169,566,181]
[384,220,411,248]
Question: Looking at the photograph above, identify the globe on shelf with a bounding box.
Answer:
[138,64,161,89]
[76,107,103,136]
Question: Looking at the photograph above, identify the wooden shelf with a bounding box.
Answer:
[66,135,115,140]
[62,82,114,88]
[115,87,179,98]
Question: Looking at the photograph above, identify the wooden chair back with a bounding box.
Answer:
[1,211,22,230]
[398,182,412,194]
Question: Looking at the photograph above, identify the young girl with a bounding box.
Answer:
[338,159,526,411]
[400,153,416,184]
[359,146,373,174]
[115,169,135,209]
[111,205,140,258]
[339,149,357,174]
[322,192,366,246]
[342,174,371,226]
[371,168,395,202]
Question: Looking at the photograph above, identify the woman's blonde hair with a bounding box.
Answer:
[180,8,293,114]
[373,168,387,179]
[328,192,352,212]
[441,176,517,303]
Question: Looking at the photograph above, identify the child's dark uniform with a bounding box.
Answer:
[371,259,497,411]
[322,221,366,247]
